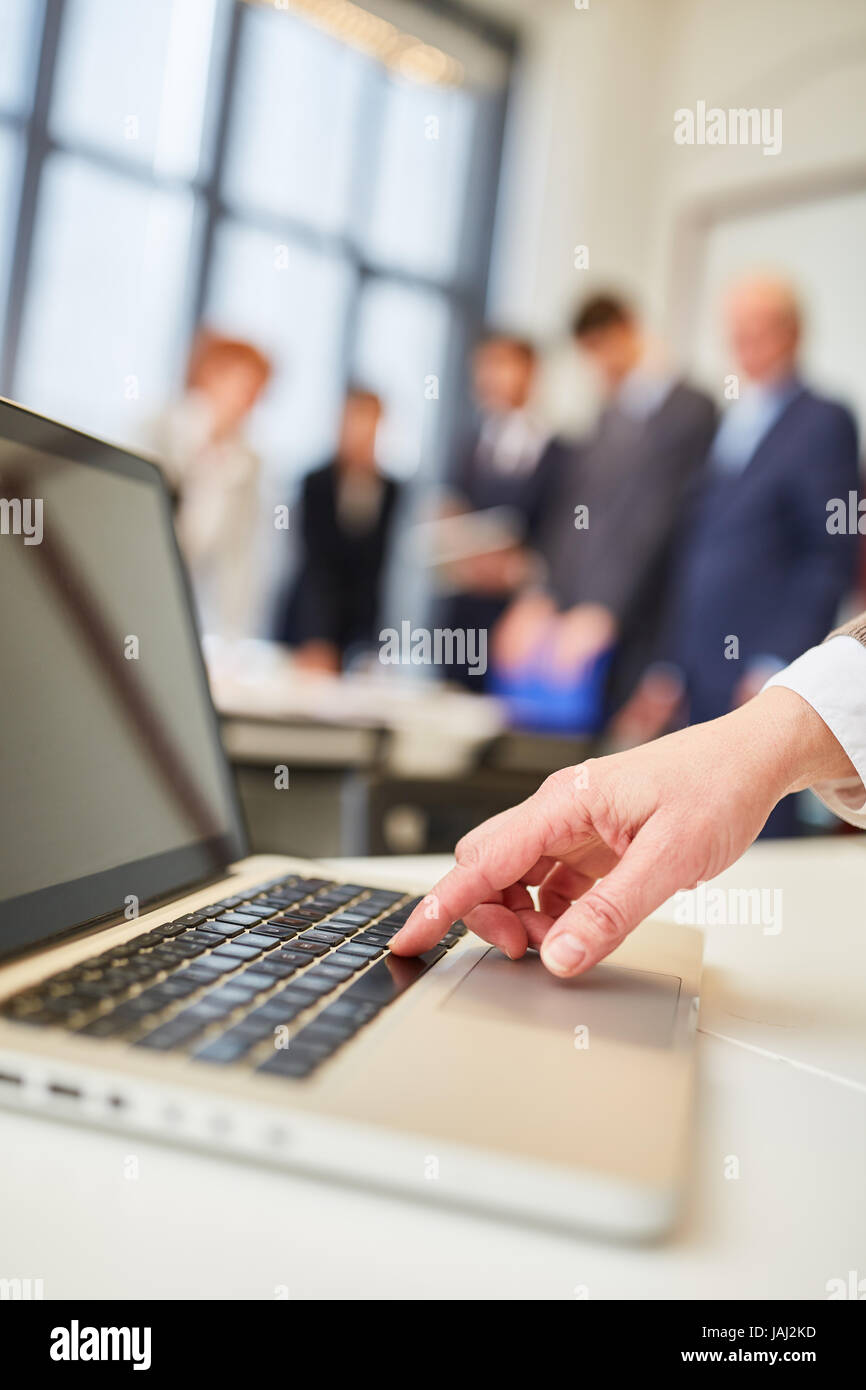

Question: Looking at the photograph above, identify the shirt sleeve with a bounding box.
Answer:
[763,635,866,827]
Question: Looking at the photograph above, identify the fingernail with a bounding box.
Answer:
[542,934,586,975]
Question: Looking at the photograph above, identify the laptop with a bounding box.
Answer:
[0,399,702,1239]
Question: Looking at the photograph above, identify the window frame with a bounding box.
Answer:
[0,0,517,480]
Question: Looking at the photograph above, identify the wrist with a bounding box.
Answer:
[741,686,857,799]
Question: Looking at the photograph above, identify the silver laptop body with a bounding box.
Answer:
[0,400,702,1239]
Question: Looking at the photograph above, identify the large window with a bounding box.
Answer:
[0,0,514,490]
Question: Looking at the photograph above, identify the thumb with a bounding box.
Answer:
[539,825,682,978]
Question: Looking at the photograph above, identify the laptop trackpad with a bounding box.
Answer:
[442,948,681,1049]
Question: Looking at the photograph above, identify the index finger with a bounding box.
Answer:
[389,776,589,955]
[389,860,501,956]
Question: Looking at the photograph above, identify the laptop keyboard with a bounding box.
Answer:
[1,876,465,1080]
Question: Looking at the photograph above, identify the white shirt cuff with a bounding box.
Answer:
[763,635,866,828]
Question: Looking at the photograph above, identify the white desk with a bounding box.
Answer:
[2,841,864,1300]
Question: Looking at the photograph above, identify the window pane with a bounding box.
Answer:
[206,220,356,473]
[15,155,195,444]
[223,7,371,234]
[352,278,453,478]
[50,0,217,179]
[0,0,38,114]
[365,78,475,283]
[0,126,24,322]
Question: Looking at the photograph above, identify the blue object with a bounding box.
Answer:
[490,648,613,734]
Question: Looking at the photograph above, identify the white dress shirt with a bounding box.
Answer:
[764,635,866,827]
[476,409,549,478]
[152,392,262,640]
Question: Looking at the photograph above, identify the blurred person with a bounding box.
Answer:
[493,294,716,710]
[153,330,271,640]
[439,333,571,686]
[275,387,400,672]
[617,275,860,829]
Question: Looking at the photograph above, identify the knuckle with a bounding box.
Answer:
[454,835,482,868]
[541,766,578,797]
[579,888,628,944]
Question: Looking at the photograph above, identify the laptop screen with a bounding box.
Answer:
[0,402,246,960]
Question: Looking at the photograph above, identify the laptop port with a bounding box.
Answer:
[47,1082,81,1099]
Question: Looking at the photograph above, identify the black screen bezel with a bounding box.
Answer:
[0,397,249,961]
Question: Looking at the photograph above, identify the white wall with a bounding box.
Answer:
[481,0,866,432]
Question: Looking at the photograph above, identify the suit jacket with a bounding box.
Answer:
[542,380,718,702]
[276,461,400,655]
[449,423,569,546]
[667,385,860,723]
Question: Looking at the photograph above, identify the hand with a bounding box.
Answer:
[548,603,617,673]
[449,545,532,596]
[390,688,856,977]
[491,593,557,670]
[293,640,340,674]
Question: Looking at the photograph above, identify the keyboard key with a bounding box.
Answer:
[177,962,223,986]
[251,996,308,1024]
[213,912,264,927]
[157,975,200,999]
[328,950,367,972]
[284,939,329,958]
[204,983,259,1008]
[194,954,243,976]
[337,942,384,961]
[193,1033,257,1065]
[77,1013,132,1038]
[257,1049,318,1079]
[195,922,246,939]
[179,930,225,948]
[168,939,209,958]
[285,1026,343,1057]
[231,906,277,922]
[319,998,379,1023]
[313,963,356,983]
[300,1017,355,1043]
[343,949,445,1006]
[134,1014,208,1049]
[235,1015,282,1043]
[230,932,279,951]
[288,973,338,999]
[233,968,281,992]
[211,942,261,961]
[253,957,299,979]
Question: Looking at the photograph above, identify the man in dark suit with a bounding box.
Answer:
[440,333,570,685]
[276,387,400,671]
[618,276,860,833]
[641,277,860,719]
[493,295,717,707]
